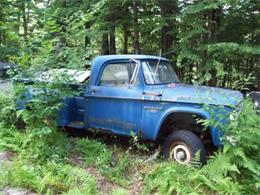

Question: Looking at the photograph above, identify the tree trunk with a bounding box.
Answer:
[123,25,129,54]
[84,22,90,49]
[189,63,193,83]
[101,30,110,55]
[21,1,28,40]
[0,6,3,45]
[158,0,177,59]
[132,0,141,54]
[109,25,116,54]
[15,9,21,33]
[208,7,221,86]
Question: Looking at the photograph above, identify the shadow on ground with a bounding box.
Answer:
[64,127,159,156]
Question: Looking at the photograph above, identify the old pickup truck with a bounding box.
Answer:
[17,55,243,165]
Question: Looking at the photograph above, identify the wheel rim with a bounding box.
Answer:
[169,142,192,165]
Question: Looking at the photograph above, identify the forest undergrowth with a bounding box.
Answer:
[0,82,259,195]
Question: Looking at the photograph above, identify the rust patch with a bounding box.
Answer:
[89,117,136,132]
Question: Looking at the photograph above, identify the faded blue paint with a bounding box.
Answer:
[17,55,244,147]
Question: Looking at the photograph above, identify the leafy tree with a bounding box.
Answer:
[0,0,259,88]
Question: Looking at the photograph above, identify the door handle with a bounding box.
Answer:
[143,92,162,97]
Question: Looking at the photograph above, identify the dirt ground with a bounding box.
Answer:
[69,128,161,194]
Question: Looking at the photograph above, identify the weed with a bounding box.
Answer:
[0,92,17,126]
[111,188,130,195]
[74,138,112,167]
[129,132,150,152]
[102,152,131,186]
[74,138,132,186]
[0,160,97,194]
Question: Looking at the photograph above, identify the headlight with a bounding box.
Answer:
[229,102,243,121]
[229,112,238,121]
[226,135,238,145]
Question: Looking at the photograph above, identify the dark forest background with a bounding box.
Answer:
[0,0,259,90]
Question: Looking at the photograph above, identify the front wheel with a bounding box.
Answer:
[163,130,206,165]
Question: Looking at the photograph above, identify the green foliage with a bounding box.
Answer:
[11,81,78,163]
[1,0,259,89]
[177,0,259,87]
[74,138,112,167]
[0,82,99,194]
[0,124,24,152]
[0,93,24,152]
[111,188,130,195]
[102,152,131,186]
[19,129,70,163]
[129,132,150,152]
[0,93,17,126]
[0,161,97,194]
[74,138,131,186]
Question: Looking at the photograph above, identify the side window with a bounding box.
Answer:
[99,63,137,87]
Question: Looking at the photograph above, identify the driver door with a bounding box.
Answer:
[86,61,143,135]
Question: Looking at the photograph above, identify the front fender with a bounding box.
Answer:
[141,102,222,146]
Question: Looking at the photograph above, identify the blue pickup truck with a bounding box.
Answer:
[18,55,243,165]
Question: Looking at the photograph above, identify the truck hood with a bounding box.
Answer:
[150,84,243,107]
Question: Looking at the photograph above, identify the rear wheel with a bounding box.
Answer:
[163,130,206,165]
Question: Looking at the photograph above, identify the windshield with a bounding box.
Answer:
[142,60,180,84]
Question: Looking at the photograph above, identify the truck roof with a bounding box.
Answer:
[90,54,169,85]
[93,54,168,62]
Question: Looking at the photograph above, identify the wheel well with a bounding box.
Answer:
[157,112,215,150]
